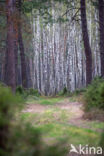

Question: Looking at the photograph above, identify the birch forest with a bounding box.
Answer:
[0,0,104,156]
[0,0,103,94]
[32,2,100,95]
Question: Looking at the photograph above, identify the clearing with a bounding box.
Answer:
[21,95,104,153]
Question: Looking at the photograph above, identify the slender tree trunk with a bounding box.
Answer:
[98,0,104,77]
[5,0,17,92]
[18,0,27,88]
[80,0,92,85]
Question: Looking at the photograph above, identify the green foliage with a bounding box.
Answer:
[58,87,70,96]
[16,86,40,98]
[58,87,85,97]
[16,86,24,94]
[91,0,98,8]
[29,88,40,97]
[63,87,67,94]
[22,0,72,13]
[0,84,23,156]
[57,16,69,23]
[0,84,23,116]
[22,0,51,13]
[38,97,63,105]
[16,86,27,99]
[84,77,104,111]
[71,88,86,96]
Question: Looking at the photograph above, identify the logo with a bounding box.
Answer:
[70,144,103,155]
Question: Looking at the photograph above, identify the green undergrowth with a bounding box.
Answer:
[84,77,104,111]
[16,86,40,99]
[58,87,86,97]
[83,77,104,122]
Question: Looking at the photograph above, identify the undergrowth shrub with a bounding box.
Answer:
[58,87,86,97]
[58,87,71,96]
[72,88,86,96]
[84,77,104,111]
[29,88,40,97]
[16,86,40,98]
[83,108,104,121]
[16,86,24,95]
[0,84,23,156]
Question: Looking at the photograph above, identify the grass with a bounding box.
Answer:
[26,94,83,106]
[21,108,73,124]
[20,96,104,149]
[26,96,64,105]
[69,96,78,102]
[85,121,104,131]
[39,98,62,105]
[69,94,84,103]
[21,115,101,146]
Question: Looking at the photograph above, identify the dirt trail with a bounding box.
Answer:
[23,98,83,115]
[55,98,87,127]
[56,98,84,120]
[23,103,49,113]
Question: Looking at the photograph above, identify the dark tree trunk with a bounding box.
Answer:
[5,0,17,92]
[1,52,5,83]
[18,0,27,88]
[98,0,104,77]
[0,0,17,152]
[14,18,19,86]
[80,0,92,85]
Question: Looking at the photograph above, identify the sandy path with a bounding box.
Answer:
[23,103,49,113]
[56,98,84,119]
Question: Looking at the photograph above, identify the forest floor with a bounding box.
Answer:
[23,97,84,129]
[21,95,104,155]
